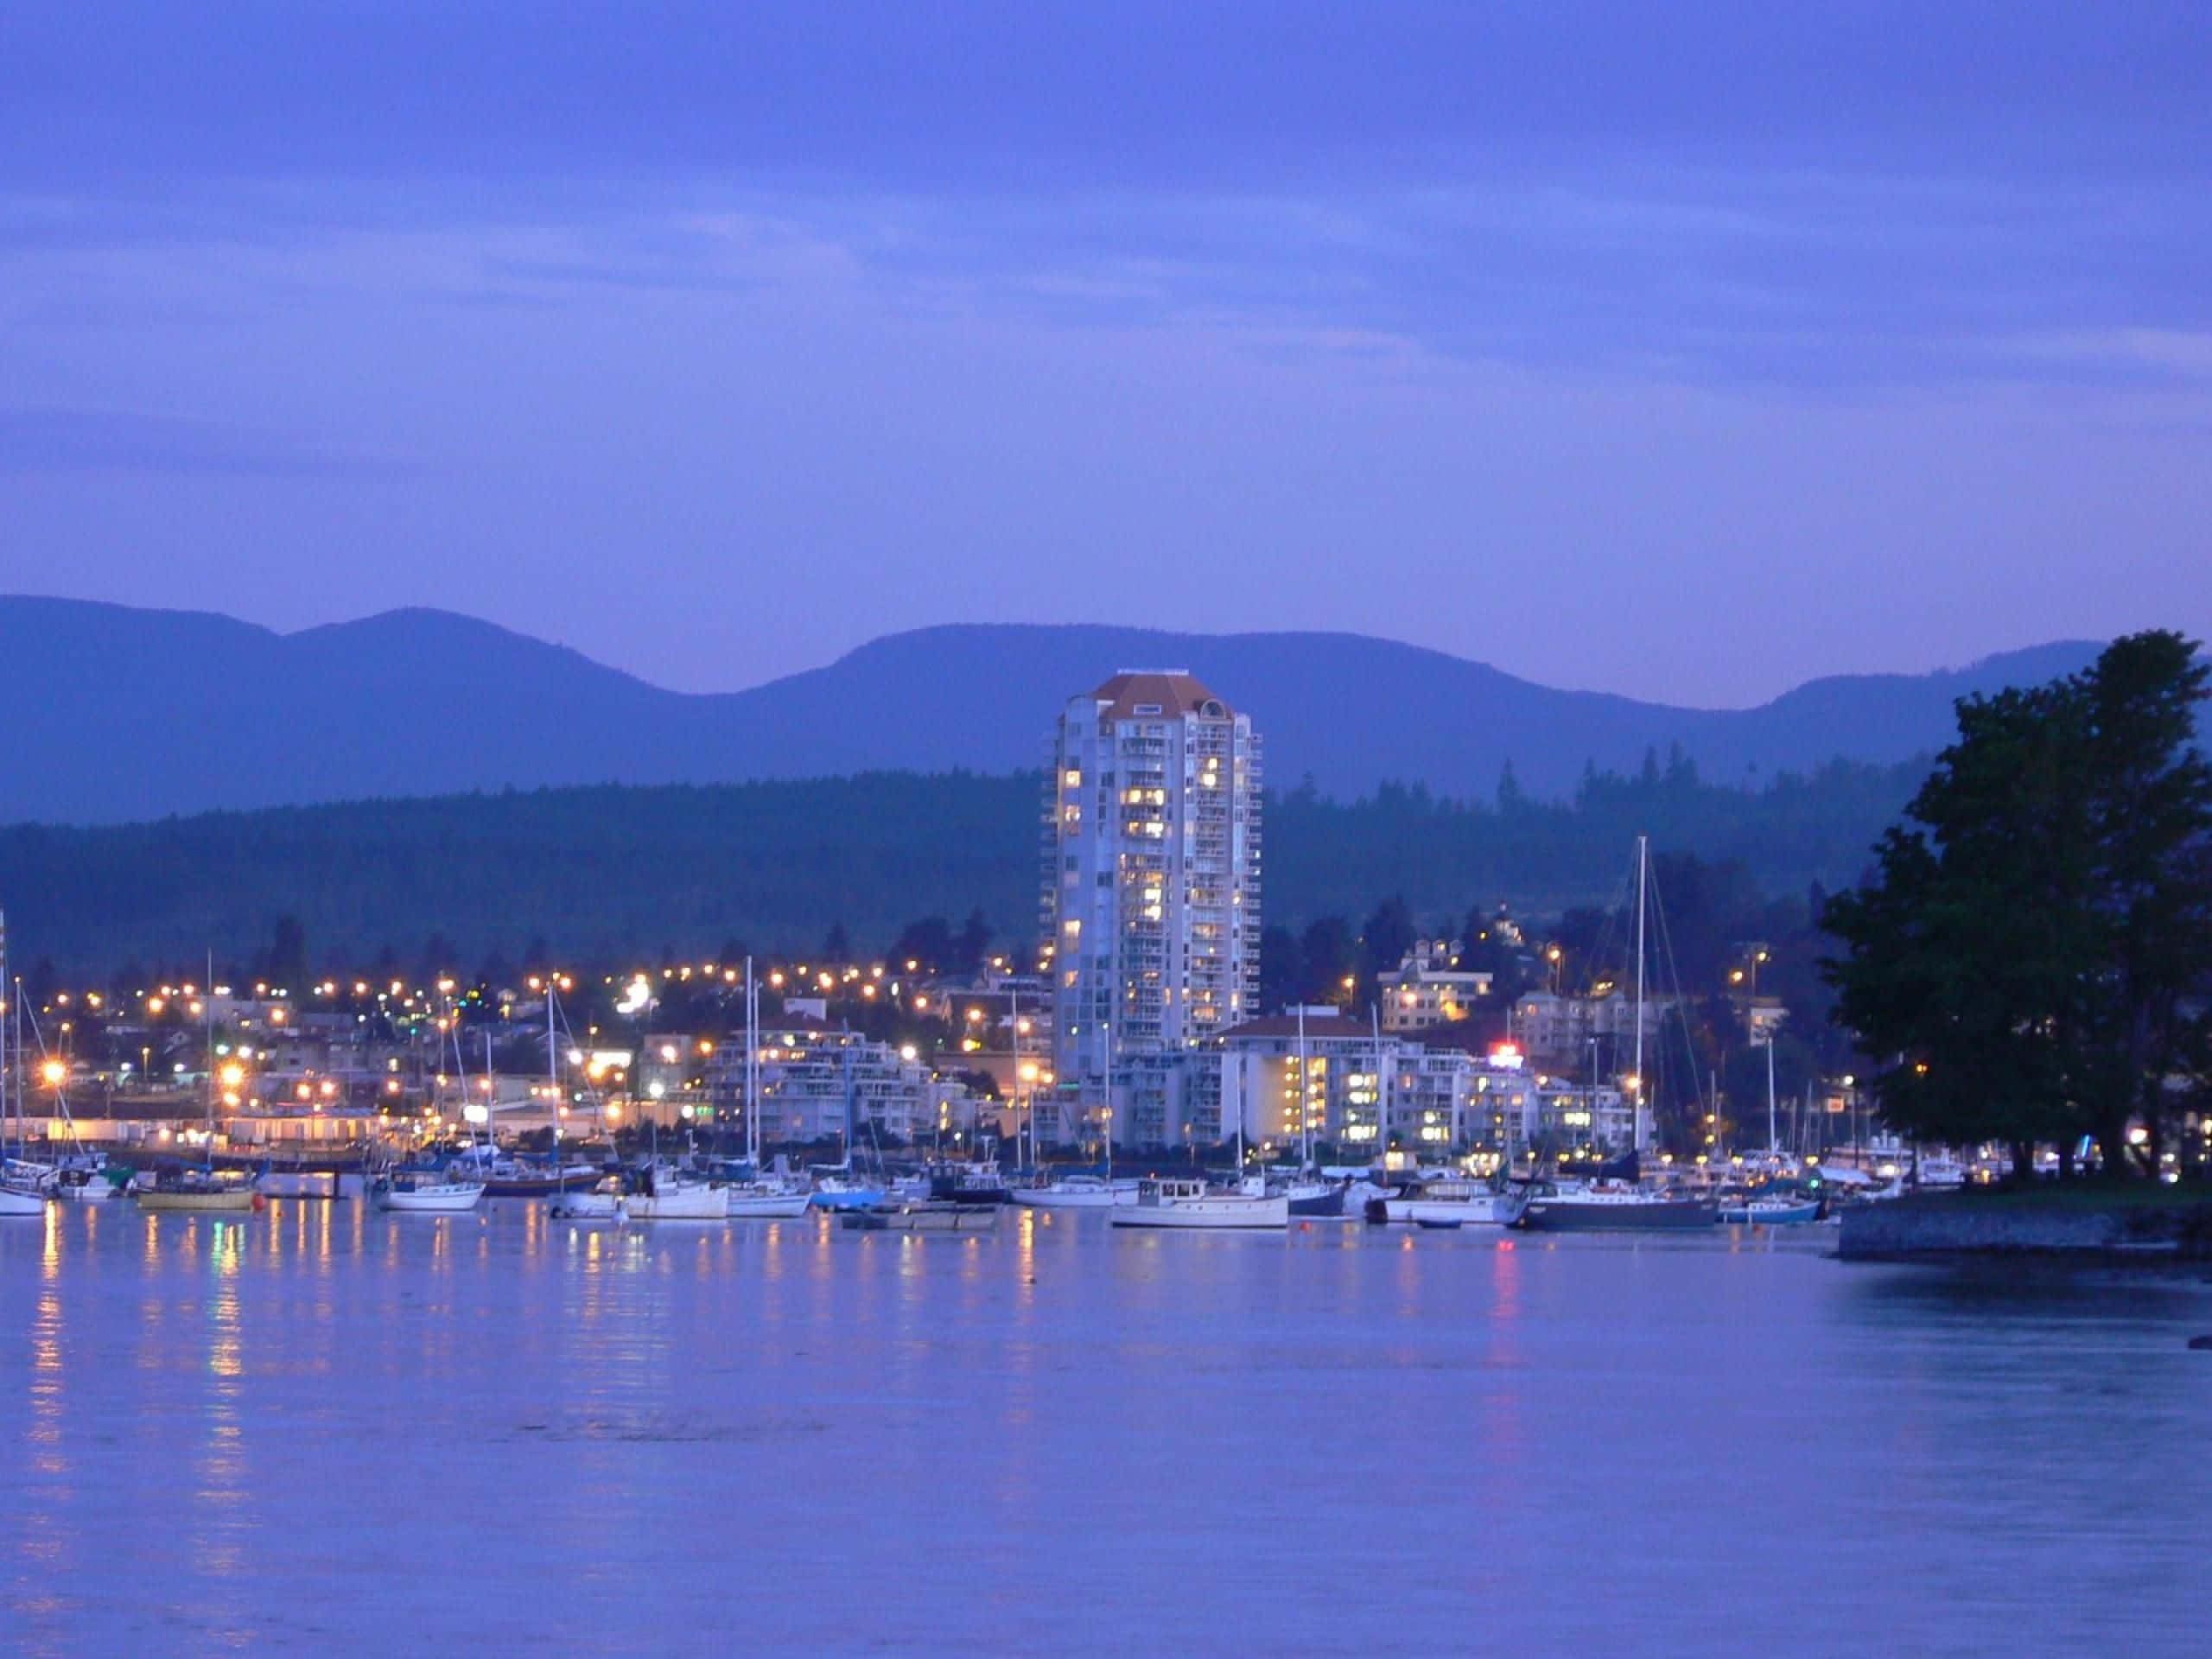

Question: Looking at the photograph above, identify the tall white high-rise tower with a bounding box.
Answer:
[1044,671,1261,1148]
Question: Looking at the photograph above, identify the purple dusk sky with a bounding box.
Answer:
[1,2,2207,707]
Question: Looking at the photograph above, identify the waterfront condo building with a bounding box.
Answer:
[1044,671,1262,1148]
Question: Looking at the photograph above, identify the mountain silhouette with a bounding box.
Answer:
[0,596,2102,823]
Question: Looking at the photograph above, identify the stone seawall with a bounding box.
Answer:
[1838,1196,2212,1261]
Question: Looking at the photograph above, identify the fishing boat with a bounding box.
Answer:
[1365,1176,1523,1226]
[621,1166,728,1221]
[1110,1177,1289,1231]
[371,1166,486,1213]
[1008,1172,1137,1210]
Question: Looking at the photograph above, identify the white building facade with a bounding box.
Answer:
[1045,671,1262,1148]
[1378,939,1493,1033]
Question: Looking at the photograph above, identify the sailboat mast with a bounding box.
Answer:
[1632,835,1648,1154]
[548,982,561,1172]
[1,910,10,1151]
[744,956,758,1166]
[205,948,216,1150]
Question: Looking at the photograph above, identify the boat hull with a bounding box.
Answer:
[1371,1194,1524,1226]
[1112,1195,1289,1230]
[1718,1200,1821,1225]
[481,1175,573,1198]
[137,1188,257,1213]
[623,1190,730,1221]
[809,1187,887,1212]
[0,1185,47,1216]
[1008,1185,1131,1210]
[374,1183,485,1213]
[549,1192,622,1221]
[842,1203,1001,1233]
[1516,1197,1718,1230]
[1286,1185,1347,1218]
[725,1190,812,1219]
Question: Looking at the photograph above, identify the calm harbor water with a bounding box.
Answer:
[3,1202,2207,1656]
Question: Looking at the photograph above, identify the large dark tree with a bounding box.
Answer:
[1822,632,2212,1174]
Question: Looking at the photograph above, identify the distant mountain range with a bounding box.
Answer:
[0,595,2104,824]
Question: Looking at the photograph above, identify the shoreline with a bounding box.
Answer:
[1838,1189,2212,1263]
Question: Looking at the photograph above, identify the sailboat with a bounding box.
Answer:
[1011,1012,1137,1209]
[371,1001,486,1212]
[136,956,257,1213]
[1513,836,1716,1232]
[1716,1039,1821,1224]
[724,960,810,1218]
[543,982,621,1219]
[0,923,48,1216]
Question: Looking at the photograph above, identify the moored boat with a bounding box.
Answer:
[621,1168,728,1221]
[51,1164,121,1203]
[550,1176,625,1221]
[481,1159,602,1198]
[1110,1177,1288,1231]
[134,1165,259,1213]
[1717,1193,1823,1225]
[807,1173,887,1212]
[927,1160,1012,1205]
[1365,1176,1523,1227]
[1515,1183,1717,1230]
[841,1200,1001,1233]
[1008,1173,1136,1210]
[371,1167,486,1213]
[725,1179,812,1219]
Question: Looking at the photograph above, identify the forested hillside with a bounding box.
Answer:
[0,757,1921,974]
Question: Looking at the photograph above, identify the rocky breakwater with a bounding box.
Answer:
[1839,1192,2212,1262]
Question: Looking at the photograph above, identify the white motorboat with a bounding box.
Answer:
[52,1166,120,1203]
[372,1170,486,1213]
[0,1182,45,1217]
[1008,1173,1136,1210]
[1110,1177,1288,1230]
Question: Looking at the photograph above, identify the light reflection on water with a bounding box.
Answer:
[2,1205,2209,1654]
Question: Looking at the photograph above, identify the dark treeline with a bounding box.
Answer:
[0,754,1924,977]
[1825,632,2212,1177]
